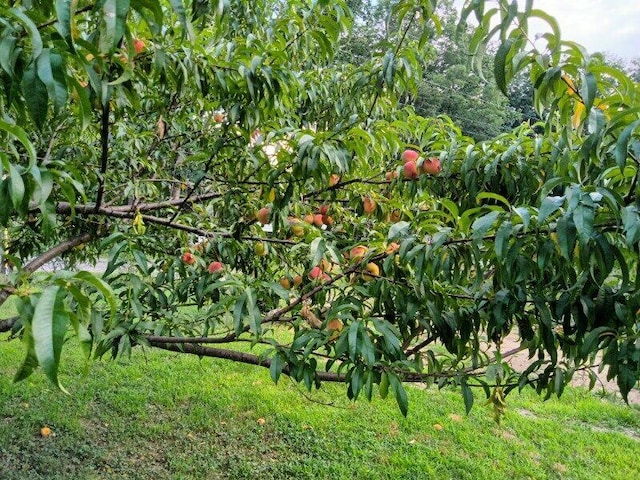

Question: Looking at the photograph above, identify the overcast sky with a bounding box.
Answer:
[454,0,640,60]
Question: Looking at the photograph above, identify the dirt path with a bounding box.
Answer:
[500,333,639,405]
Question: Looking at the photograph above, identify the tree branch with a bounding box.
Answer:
[0,232,95,307]
[54,203,298,245]
[0,316,18,333]
[144,333,239,344]
[50,193,222,214]
[404,335,436,357]
[147,340,346,382]
[146,338,507,385]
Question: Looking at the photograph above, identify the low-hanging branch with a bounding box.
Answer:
[146,338,520,385]
[0,232,96,307]
[147,340,346,382]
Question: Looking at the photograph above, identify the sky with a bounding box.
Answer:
[454,0,640,60]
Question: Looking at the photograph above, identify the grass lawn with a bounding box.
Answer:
[1,299,639,479]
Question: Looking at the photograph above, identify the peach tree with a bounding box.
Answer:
[0,0,638,418]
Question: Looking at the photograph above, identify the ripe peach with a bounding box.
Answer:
[390,209,402,223]
[328,174,340,187]
[401,149,420,164]
[349,245,368,262]
[257,207,270,225]
[326,318,344,332]
[322,214,334,226]
[182,252,196,265]
[313,214,324,227]
[363,196,376,215]
[308,266,323,281]
[133,39,146,55]
[403,160,419,179]
[318,204,329,215]
[207,261,224,274]
[422,157,441,175]
[385,242,400,255]
[385,170,398,181]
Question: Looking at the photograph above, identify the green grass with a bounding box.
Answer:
[1,297,639,479]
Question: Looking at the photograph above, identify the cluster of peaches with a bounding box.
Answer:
[386,149,441,181]
[179,149,436,285]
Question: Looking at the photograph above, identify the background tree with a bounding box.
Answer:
[0,0,638,419]
[339,0,518,140]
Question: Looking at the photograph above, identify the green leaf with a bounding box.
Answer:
[556,215,576,259]
[580,71,596,113]
[100,0,131,54]
[615,120,640,170]
[494,38,515,96]
[476,192,511,208]
[8,163,25,210]
[513,207,531,231]
[372,317,402,358]
[0,120,37,165]
[0,178,9,225]
[270,353,283,384]
[49,52,68,114]
[130,0,163,33]
[622,205,640,246]
[538,196,564,224]
[348,320,359,362]
[233,293,247,335]
[132,249,149,275]
[21,63,49,129]
[170,0,188,27]
[580,327,613,358]
[36,49,58,108]
[379,371,389,399]
[0,36,19,76]
[388,221,409,240]
[32,286,70,392]
[245,287,261,335]
[350,365,363,399]
[494,220,511,260]
[8,8,43,59]
[14,324,39,382]
[530,9,561,55]
[461,378,474,414]
[55,0,74,50]
[573,203,594,245]
[554,367,565,397]
[388,373,408,417]
[471,210,500,240]
[617,363,638,404]
[72,271,117,319]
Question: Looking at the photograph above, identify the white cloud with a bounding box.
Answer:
[533,0,639,59]
[454,0,640,60]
